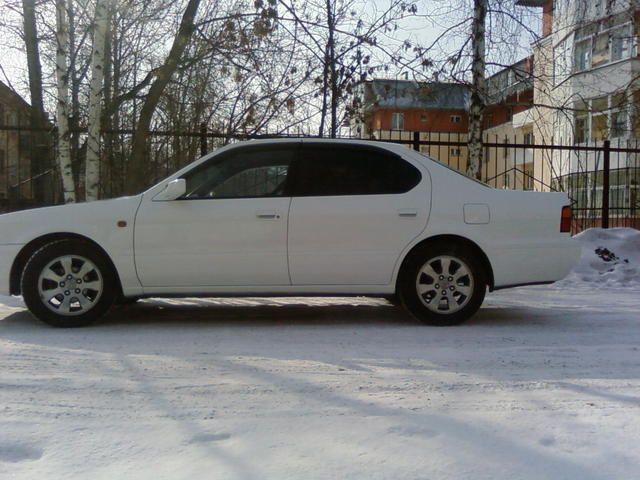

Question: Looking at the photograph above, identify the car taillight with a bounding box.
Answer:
[560,206,572,233]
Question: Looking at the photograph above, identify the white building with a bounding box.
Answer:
[519,0,639,221]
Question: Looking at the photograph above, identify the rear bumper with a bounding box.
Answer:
[0,244,24,295]
[489,237,580,289]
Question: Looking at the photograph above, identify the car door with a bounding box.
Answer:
[287,142,430,286]
[134,143,297,288]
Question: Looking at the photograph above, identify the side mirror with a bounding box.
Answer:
[153,178,186,201]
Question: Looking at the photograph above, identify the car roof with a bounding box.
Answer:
[242,137,410,154]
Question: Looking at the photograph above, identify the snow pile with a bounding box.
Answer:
[0,295,23,308]
[559,228,640,288]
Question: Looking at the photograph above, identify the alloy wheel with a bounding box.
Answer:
[37,255,104,316]
[415,255,474,314]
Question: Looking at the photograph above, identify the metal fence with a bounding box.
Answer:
[1,125,639,234]
[374,131,640,233]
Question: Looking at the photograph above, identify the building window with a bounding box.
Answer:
[391,112,404,130]
[573,22,633,73]
[0,104,4,127]
[420,113,428,122]
[574,93,629,144]
[591,32,609,67]
[525,173,534,191]
[0,149,5,174]
[591,96,608,141]
[575,99,589,143]
[575,116,588,143]
[506,107,513,122]
[523,132,534,145]
[450,115,461,123]
[611,111,627,138]
[574,40,591,72]
[450,148,461,157]
[611,25,632,62]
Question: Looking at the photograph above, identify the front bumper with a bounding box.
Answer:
[0,244,24,295]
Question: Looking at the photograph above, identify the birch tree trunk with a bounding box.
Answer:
[55,0,76,203]
[467,0,487,181]
[68,0,81,191]
[85,0,110,201]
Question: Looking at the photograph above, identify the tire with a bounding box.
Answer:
[21,239,118,327]
[115,296,140,306]
[384,295,401,307]
[398,243,487,326]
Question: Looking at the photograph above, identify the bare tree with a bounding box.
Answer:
[467,0,487,179]
[22,0,46,127]
[22,0,49,202]
[125,0,202,195]
[85,0,110,201]
[279,0,417,137]
[55,0,76,203]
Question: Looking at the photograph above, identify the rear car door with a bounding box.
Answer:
[287,142,430,285]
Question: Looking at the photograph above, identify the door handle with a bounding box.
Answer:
[398,209,418,217]
[256,210,280,219]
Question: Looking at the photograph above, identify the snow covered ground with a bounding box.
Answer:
[1,229,639,479]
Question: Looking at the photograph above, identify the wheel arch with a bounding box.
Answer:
[396,234,495,293]
[10,232,123,296]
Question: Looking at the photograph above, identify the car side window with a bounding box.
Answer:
[182,146,294,199]
[292,145,421,196]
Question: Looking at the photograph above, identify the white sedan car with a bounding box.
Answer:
[0,139,579,327]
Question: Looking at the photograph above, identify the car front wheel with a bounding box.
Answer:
[21,239,117,327]
[398,244,487,326]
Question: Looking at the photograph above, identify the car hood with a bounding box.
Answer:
[0,195,143,245]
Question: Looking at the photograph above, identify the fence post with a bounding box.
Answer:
[200,122,208,157]
[602,139,610,229]
[412,131,420,152]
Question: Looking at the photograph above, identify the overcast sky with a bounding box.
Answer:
[0,0,541,104]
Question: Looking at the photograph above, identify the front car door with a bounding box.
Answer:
[134,143,297,288]
[287,142,430,286]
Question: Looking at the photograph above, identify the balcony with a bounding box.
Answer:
[512,108,534,130]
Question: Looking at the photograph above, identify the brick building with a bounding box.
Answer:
[352,79,471,169]
[0,81,53,211]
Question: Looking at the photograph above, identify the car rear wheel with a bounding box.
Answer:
[398,244,487,326]
[21,239,117,327]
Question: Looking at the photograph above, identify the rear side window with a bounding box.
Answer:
[292,145,421,196]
